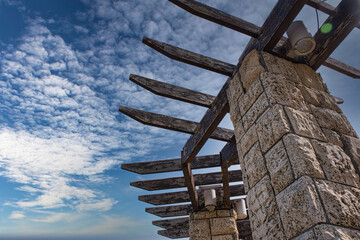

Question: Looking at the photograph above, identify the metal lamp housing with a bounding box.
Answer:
[286,21,316,56]
[203,189,216,211]
[235,199,247,220]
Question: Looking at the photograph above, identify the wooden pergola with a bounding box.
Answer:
[120,0,360,238]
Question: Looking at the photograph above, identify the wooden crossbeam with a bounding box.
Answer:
[182,162,198,211]
[307,0,360,70]
[153,217,189,229]
[139,184,245,205]
[129,74,215,107]
[323,57,360,79]
[168,0,259,37]
[118,106,233,142]
[121,154,221,174]
[181,82,230,165]
[307,0,360,29]
[220,136,238,168]
[143,37,235,76]
[130,170,242,191]
[158,228,189,239]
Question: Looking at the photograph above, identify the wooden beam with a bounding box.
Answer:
[182,161,198,211]
[146,204,193,217]
[220,136,238,168]
[181,81,230,164]
[308,0,360,70]
[158,228,189,239]
[323,57,360,79]
[139,184,245,205]
[118,106,233,142]
[153,217,189,229]
[168,0,259,37]
[130,170,242,191]
[221,164,231,209]
[307,0,360,29]
[121,154,221,175]
[129,74,215,107]
[143,37,235,76]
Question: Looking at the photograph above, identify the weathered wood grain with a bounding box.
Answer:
[158,228,189,239]
[121,154,220,175]
[139,184,245,205]
[143,37,235,76]
[131,170,242,191]
[118,105,233,142]
[181,81,230,164]
[153,217,189,229]
[129,74,215,107]
[323,57,360,79]
[182,162,198,211]
[308,0,360,70]
[221,136,238,168]
[168,0,259,37]
[221,164,231,208]
[146,204,193,217]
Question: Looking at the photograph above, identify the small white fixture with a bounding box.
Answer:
[286,21,316,56]
[235,199,247,220]
[203,188,216,211]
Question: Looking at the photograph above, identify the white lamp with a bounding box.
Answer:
[286,21,316,56]
[203,188,216,211]
[235,199,247,220]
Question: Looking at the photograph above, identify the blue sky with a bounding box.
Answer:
[0,0,358,239]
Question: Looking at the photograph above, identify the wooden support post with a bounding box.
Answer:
[221,155,231,209]
[181,151,198,212]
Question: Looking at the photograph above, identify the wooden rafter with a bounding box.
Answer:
[121,154,222,174]
[139,184,245,205]
[307,0,360,70]
[118,106,233,142]
[130,169,242,191]
[143,37,235,76]
[129,74,215,107]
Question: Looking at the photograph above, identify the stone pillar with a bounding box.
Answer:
[226,50,360,240]
[189,209,239,240]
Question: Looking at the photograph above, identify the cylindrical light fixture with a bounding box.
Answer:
[286,21,316,56]
[203,188,216,211]
[235,199,247,220]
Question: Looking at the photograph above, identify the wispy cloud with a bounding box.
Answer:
[9,211,26,219]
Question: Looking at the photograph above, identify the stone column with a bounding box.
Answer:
[226,50,360,240]
[189,208,239,240]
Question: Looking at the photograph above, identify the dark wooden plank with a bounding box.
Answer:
[221,164,231,209]
[221,136,238,168]
[323,57,360,79]
[168,0,259,37]
[153,217,189,229]
[139,184,245,205]
[308,0,360,70]
[143,37,235,76]
[182,161,198,211]
[129,74,215,107]
[158,228,189,239]
[118,106,233,142]
[181,81,230,164]
[131,170,242,191]
[146,204,193,217]
[307,0,360,29]
[121,154,220,175]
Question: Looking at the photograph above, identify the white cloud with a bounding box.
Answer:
[9,211,26,219]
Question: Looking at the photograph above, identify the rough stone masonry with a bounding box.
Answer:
[224,50,360,240]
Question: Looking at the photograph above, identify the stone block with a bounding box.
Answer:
[342,134,360,175]
[243,143,267,188]
[228,93,242,126]
[238,158,250,194]
[216,209,231,217]
[311,140,359,188]
[315,180,360,229]
[310,105,357,137]
[240,50,265,91]
[322,128,343,148]
[189,219,211,239]
[298,85,341,113]
[261,51,301,84]
[227,70,244,101]
[292,229,316,240]
[192,210,216,220]
[283,134,324,179]
[276,176,326,239]
[294,63,325,91]
[212,234,237,240]
[247,175,286,240]
[313,224,360,240]
[265,140,294,194]
[256,105,291,153]
[210,217,238,235]
[234,120,245,143]
[285,107,326,141]
[239,124,258,156]
[242,93,269,130]
[239,78,263,116]
[260,72,308,112]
